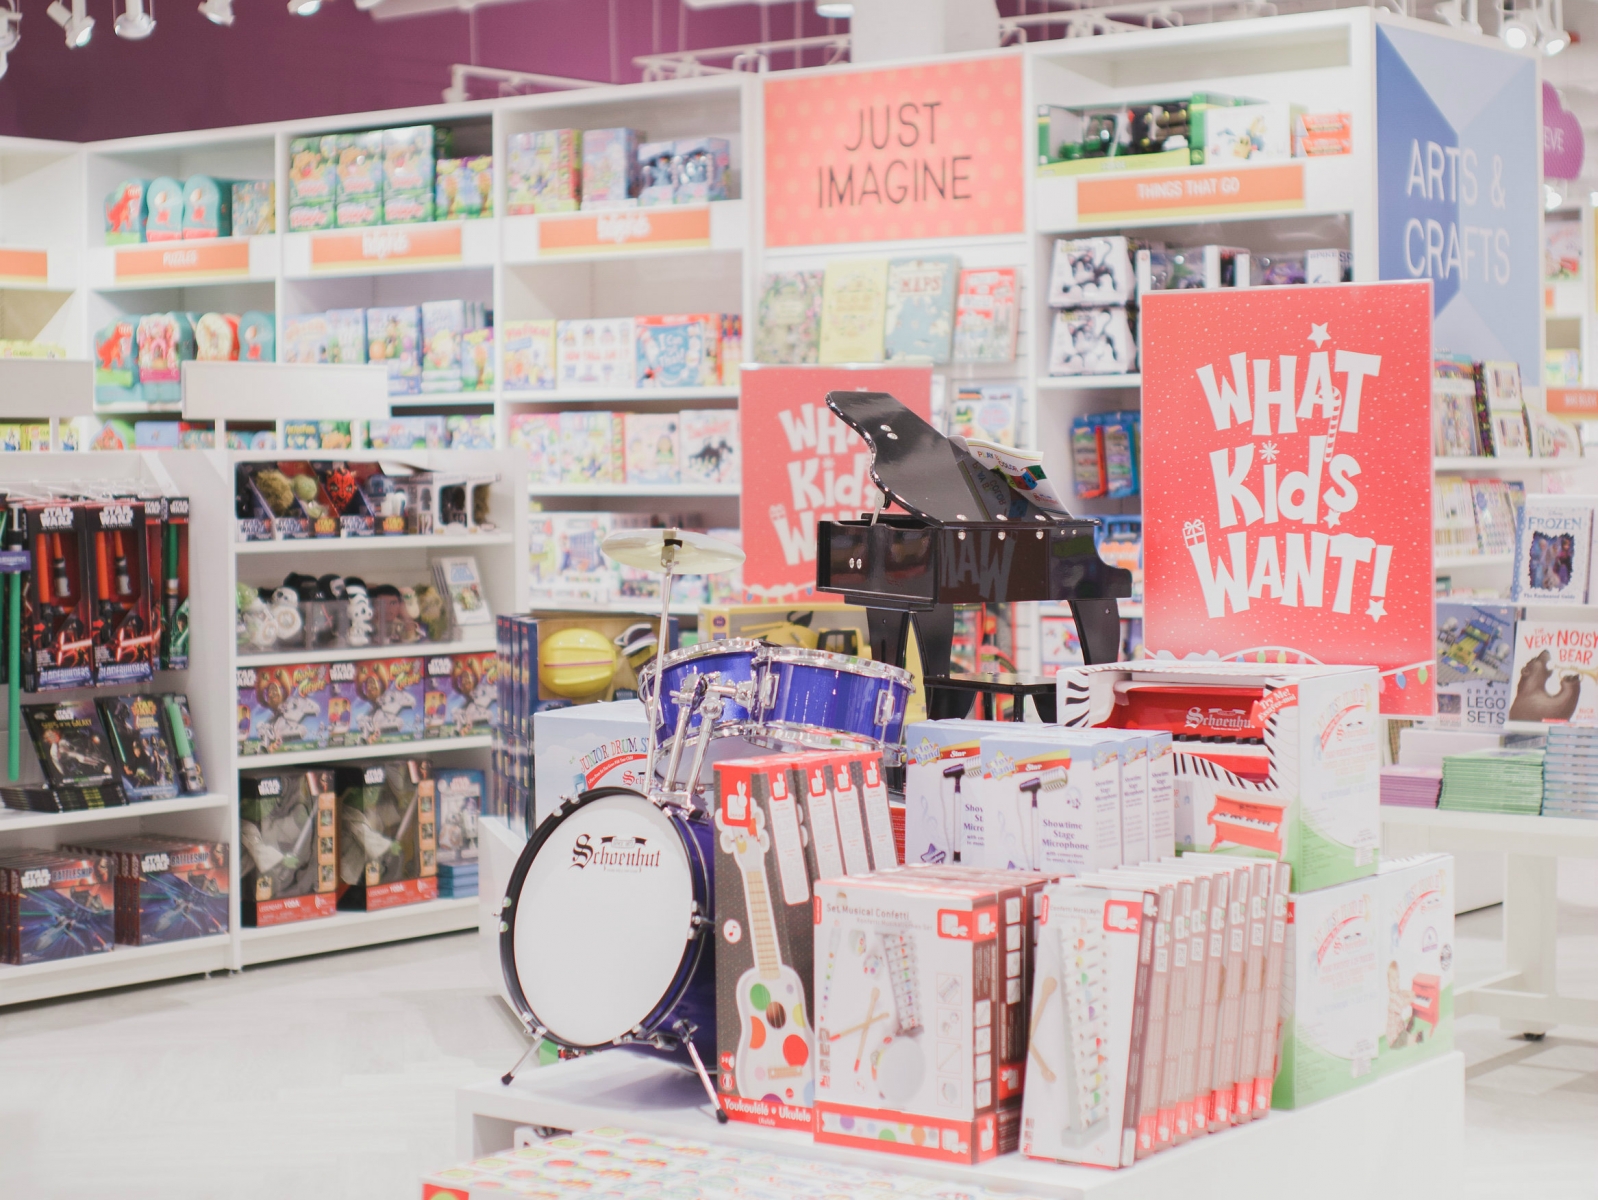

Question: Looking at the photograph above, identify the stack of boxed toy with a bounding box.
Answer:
[287,125,488,230]
[103,174,274,243]
[511,408,739,488]
[94,311,276,407]
[281,301,492,396]
[505,127,730,213]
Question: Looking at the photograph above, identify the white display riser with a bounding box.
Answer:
[456,1050,1464,1200]
[1383,808,1598,1033]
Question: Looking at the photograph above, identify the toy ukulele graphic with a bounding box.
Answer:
[716,785,813,1106]
[828,928,925,1105]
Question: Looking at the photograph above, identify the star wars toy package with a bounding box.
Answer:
[17,501,95,690]
[423,651,498,739]
[334,759,438,911]
[331,656,424,746]
[18,698,123,810]
[237,664,332,756]
[0,850,115,964]
[86,499,155,684]
[160,693,206,795]
[240,768,338,926]
[811,869,1027,1164]
[96,694,180,802]
[434,768,482,866]
[66,835,229,946]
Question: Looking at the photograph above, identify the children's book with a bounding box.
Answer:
[557,411,622,484]
[636,315,717,388]
[952,267,1019,363]
[1469,479,1520,557]
[556,318,635,390]
[1483,360,1531,459]
[947,383,1020,445]
[818,258,889,364]
[680,409,739,485]
[1432,358,1481,458]
[1530,410,1583,459]
[502,320,556,391]
[1508,618,1598,725]
[1435,602,1516,729]
[883,256,959,364]
[509,413,562,484]
[753,271,823,364]
[1511,494,1595,604]
[1433,476,1481,557]
[624,412,682,485]
[432,556,491,628]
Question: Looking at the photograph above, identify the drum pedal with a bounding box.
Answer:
[500,1022,548,1086]
[675,1018,729,1123]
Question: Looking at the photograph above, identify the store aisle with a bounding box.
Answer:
[0,906,1593,1200]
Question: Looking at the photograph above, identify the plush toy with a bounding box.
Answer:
[414,584,450,642]
[238,583,276,651]
[270,587,304,644]
[344,577,373,648]
[254,469,297,517]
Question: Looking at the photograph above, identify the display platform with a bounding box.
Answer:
[456,1050,1465,1200]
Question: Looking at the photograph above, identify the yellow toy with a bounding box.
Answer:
[538,627,619,701]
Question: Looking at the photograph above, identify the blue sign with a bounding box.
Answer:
[1377,25,1540,382]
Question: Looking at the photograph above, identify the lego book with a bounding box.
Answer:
[883,256,959,364]
[818,258,889,365]
[753,270,823,365]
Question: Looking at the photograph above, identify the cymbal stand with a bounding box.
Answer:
[641,530,683,790]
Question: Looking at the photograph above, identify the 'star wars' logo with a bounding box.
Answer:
[257,778,283,796]
[39,506,73,530]
[99,505,135,528]
[20,868,49,888]
[141,853,171,873]
[328,662,356,683]
[570,832,661,872]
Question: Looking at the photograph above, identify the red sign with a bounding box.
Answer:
[0,248,48,285]
[1077,163,1304,223]
[115,240,250,283]
[1547,387,1598,416]
[740,365,932,602]
[538,206,711,254]
[1140,282,1435,716]
[764,55,1025,247]
[310,224,462,270]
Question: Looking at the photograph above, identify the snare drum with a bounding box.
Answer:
[756,648,913,747]
[500,787,716,1069]
[647,638,762,743]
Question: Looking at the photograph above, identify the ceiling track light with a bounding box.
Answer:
[46,0,93,46]
[114,0,155,38]
[815,1,852,17]
[288,0,323,15]
[0,1,17,80]
[198,0,233,24]
[1536,0,1568,54]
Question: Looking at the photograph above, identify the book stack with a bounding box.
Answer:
[1439,748,1545,814]
[436,860,478,897]
[1542,727,1598,819]
[1380,765,1443,808]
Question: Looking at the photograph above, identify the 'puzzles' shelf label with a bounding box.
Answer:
[1077,163,1305,223]
[0,248,48,286]
[537,207,713,255]
[310,224,463,271]
[115,240,251,283]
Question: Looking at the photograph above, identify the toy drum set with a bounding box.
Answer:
[498,527,911,1112]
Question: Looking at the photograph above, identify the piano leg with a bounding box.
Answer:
[915,605,974,721]
[1070,599,1124,668]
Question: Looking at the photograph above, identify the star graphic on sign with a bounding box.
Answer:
[1367,599,1386,621]
[1308,323,1330,348]
[1325,510,1342,527]
[1260,441,1279,463]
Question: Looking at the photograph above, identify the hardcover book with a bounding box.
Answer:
[1435,602,1516,730]
[508,413,562,484]
[623,412,682,485]
[753,270,823,365]
[1511,495,1595,604]
[952,267,1019,363]
[883,256,959,364]
[1508,619,1598,724]
[947,383,1020,445]
[818,258,889,365]
[502,320,557,391]
[636,314,718,388]
[96,695,180,803]
[558,411,622,485]
[1469,479,1520,557]
[1482,360,1531,459]
[1432,358,1481,458]
[432,556,491,628]
[1433,476,1481,557]
[680,409,739,486]
[556,318,635,390]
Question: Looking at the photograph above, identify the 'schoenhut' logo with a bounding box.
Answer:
[570,832,661,872]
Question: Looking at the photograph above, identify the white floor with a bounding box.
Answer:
[0,902,1593,1200]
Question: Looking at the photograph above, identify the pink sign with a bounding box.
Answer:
[1544,83,1585,180]
[764,55,1025,247]
[1139,282,1436,716]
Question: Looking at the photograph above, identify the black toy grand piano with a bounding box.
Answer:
[814,390,1132,722]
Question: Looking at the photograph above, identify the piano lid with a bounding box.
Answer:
[826,390,1066,525]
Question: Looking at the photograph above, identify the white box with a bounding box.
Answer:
[1377,853,1454,1077]
[1059,661,1380,892]
[531,700,650,826]
[1048,236,1134,306]
[1081,729,1149,865]
[903,720,987,866]
[978,729,1121,873]
[1203,102,1301,162]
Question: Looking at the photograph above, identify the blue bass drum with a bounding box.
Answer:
[756,648,914,747]
[647,638,762,744]
[500,787,716,1070]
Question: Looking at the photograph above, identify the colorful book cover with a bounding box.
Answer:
[624,412,681,485]
[581,127,641,209]
[281,314,330,365]
[883,256,959,364]
[1508,619,1598,724]
[506,129,581,215]
[1435,602,1516,730]
[96,694,181,802]
[636,314,717,388]
[365,306,422,396]
[509,413,562,484]
[1432,358,1481,458]
[753,271,822,364]
[1432,476,1480,557]
[556,318,635,390]
[1511,495,1595,604]
[818,258,889,364]
[947,383,1020,445]
[1469,479,1519,557]
[952,267,1019,364]
[680,408,739,485]
[558,410,622,484]
[502,319,556,391]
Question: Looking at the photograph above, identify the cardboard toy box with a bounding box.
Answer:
[334,759,438,911]
[902,720,987,867]
[236,664,331,756]
[0,851,115,964]
[812,869,1030,1164]
[531,699,652,828]
[701,602,871,657]
[66,835,229,946]
[1376,853,1454,1078]
[977,727,1121,873]
[1058,661,1380,892]
[239,768,338,926]
[423,651,499,739]
[330,656,424,746]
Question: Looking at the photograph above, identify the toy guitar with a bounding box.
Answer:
[716,786,814,1107]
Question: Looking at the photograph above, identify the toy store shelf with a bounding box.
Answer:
[1036,374,1142,390]
[0,933,232,1008]
[0,245,69,291]
[528,483,740,498]
[237,632,497,668]
[232,532,515,555]
[1433,553,1512,572]
[282,221,498,280]
[92,400,184,416]
[1034,154,1358,234]
[84,237,278,291]
[502,200,747,265]
[0,792,231,835]
[528,597,702,616]
[457,1051,1465,1200]
[0,358,94,418]
[237,734,492,769]
[390,391,499,408]
[1381,806,1598,857]
[238,896,478,967]
[1432,457,1586,472]
[505,386,741,405]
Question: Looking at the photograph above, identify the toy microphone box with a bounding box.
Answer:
[237,664,331,756]
[712,754,821,1131]
[240,768,338,926]
[812,871,1028,1165]
[334,759,438,911]
[1058,661,1380,892]
[977,728,1121,873]
[903,720,986,867]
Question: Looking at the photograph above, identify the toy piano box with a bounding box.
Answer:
[1057,661,1380,892]
[811,871,1027,1165]
[1376,853,1454,1078]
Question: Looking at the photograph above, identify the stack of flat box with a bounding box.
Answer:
[1439,748,1545,815]
[1542,727,1598,820]
[436,860,478,898]
[1380,766,1443,808]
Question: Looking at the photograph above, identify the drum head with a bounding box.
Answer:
[508,791,698,1048]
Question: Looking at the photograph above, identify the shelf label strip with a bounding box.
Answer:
[537,207,712,255]
[1077,163,1305,223]
[0,248,49,286]
[310,225,463,270]
[115,240,251,283]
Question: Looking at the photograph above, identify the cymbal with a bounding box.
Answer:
[601,527,746,576]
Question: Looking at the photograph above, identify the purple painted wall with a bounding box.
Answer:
[0,0,861,141]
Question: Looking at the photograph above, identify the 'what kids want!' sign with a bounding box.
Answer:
[1141,283,1435,716]
[764,56,1025,247]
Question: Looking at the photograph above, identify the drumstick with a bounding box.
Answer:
[853,987,881,1073]
[827,1008,889,1042]
[1029,975,1058,1084]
